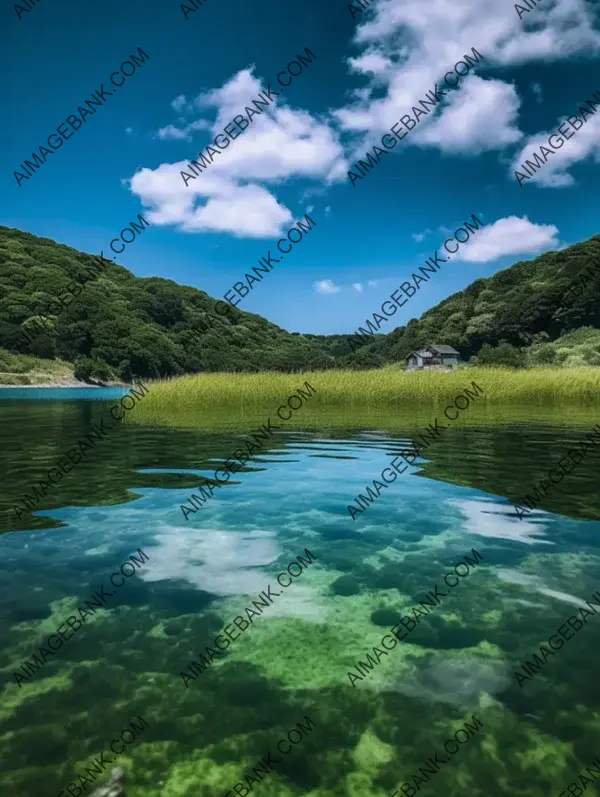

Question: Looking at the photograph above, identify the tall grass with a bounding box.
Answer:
[129,366,600,429]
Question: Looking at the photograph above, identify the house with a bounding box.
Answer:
[406,344,461,370]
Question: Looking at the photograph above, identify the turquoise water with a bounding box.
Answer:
[0,386,129,401]
[1,395,600,797]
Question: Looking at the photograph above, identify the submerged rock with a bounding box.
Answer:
[332,575,361,596]
[371,609,402,627]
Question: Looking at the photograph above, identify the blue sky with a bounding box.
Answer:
[2,0,600,334]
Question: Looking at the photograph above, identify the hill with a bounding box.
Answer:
[350,234,600,368]
[0,225,337,381]
[0,225,599,381]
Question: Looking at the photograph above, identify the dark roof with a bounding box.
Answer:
[407,349,434,359]
[429,344,460,355]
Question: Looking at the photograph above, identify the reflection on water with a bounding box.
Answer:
[1,397,600,797]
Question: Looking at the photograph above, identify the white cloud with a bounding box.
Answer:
[531,82,543,103]
[412,227,434,243]
[134,68,346,238]
[456,216,560,263]
[171,94,189,113]
[133,0,600,243]
[156,119,213,141]
[353,282,364,292]
[156,124,192,141]
[348,50,396,80]
[416,77,523,153]
[183,183,294,237]
[367,280,378,287]
[165,70,346,184]
[125,127,133,135]
[510,108,600,187]
[131,162,293,237]
[156,119,216,141]
[314,279,341,295]
[334,0,600,164]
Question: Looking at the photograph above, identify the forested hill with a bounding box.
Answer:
[345,233,600,368]
[0,225,340,380]
[0,224,599,380]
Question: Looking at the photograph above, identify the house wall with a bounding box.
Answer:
[408,353,459,369]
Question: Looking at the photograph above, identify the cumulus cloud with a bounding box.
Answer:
[368,280,378,287]
[510,107,600,187]
[455,216,560,263]
[131,162,293,237]
[416,77,523,153]
[353,282,364,292]
[314,279,341,295]
[132,68,346,237]
[334,0,600,167]
[132,0,600,243]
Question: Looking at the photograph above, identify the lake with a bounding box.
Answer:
[1,389,600,797]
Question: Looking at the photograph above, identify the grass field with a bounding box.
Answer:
[127,366,600,429]
[0,349,76,385]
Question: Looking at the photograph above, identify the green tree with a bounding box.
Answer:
[477,342,526,368]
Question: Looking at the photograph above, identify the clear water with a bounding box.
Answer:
[1,395,600,797]
[0,386,129,401]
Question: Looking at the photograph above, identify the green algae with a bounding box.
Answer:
[3,419,600,797]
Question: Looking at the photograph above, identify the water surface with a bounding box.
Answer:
[0,386,129,401]
[1,395,599,797]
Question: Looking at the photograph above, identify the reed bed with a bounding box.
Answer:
[128,366,600,429]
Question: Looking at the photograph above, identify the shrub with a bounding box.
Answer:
[528,342,557,365]
[477,342,526,368]
[74,356,114,384]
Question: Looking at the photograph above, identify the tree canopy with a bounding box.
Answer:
[0,224,598,380]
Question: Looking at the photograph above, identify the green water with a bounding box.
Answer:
[1,394,600,797]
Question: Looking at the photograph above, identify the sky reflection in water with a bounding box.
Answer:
[1,408,600,797]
